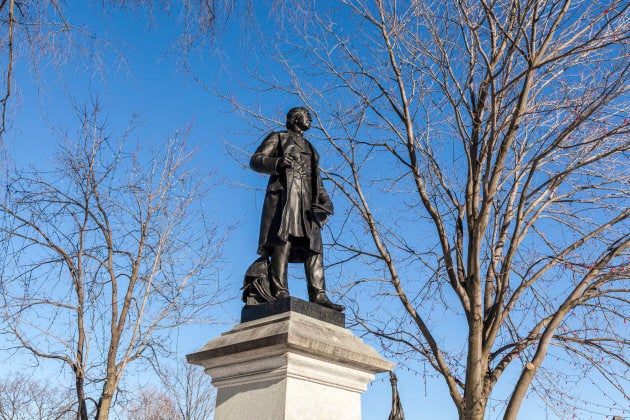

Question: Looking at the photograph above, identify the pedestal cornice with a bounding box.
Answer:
[187,310,393,375]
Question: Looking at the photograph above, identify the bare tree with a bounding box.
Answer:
[124,386,179,420]
[170,363,216,420]
[0,0,248,142]
[0,373,75,420]
[176,363,216,420]
[223,1,630,419]
[0,101,225,419]
[125,363,215,420]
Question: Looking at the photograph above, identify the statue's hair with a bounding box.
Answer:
[286,107,312,130]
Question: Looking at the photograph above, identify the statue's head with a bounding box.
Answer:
[286,107,312,132]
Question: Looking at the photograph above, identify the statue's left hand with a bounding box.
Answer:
[311,210,328,228]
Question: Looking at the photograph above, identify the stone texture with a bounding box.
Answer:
[241,296,345,327]
[187,305,393,420]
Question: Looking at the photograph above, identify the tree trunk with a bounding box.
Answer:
[96,380,116,420]
[461,396,488,420]
[462,314,488,420]
[75,375,88,420]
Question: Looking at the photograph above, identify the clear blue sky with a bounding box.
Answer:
[4,3,411,419]
[2,2,623,419]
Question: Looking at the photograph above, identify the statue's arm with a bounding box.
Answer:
[316,173,334,215]
[250,132,280,175]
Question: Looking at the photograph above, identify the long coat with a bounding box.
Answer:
[250,130,333,262]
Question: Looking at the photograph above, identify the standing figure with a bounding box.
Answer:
[250,107,344,312]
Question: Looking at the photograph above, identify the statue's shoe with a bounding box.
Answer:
[274,290,290,299]
[312,292,345,312]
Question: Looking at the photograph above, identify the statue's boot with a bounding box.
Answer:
[275,290,290,299]
[311,290,345,312]
[305,252,345,312]
[270,243,290,299]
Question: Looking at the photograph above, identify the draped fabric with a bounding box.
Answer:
[250,130,333,263]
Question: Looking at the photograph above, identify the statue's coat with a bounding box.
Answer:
[250,131,333,263]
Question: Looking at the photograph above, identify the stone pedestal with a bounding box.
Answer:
[187,297,393,420]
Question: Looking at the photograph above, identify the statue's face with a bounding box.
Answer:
[286,108,312,133]
[296,112,312,132]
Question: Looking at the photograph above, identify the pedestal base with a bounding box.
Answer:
[187,301,393,420]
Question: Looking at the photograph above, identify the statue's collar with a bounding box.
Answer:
[286,130,306,149]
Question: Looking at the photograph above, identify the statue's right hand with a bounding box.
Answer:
[277,155,295,169]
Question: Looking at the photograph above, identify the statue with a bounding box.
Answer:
[246,107,344,312]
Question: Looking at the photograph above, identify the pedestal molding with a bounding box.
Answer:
[186,301,393,420]
[188,311,393,374]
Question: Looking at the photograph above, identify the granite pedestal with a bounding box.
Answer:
[187,297,393,420]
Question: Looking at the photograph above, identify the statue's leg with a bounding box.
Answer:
[269,242,291,298]
[305,253,345,311]
[304,252,325,295]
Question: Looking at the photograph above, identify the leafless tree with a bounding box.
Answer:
[0,101,225,419]
[0,372,75,420]
[124,386,179,420]
[0,0,248,143]
[170,363,216,420]
[223,1,630,419]
[122,363,215,420]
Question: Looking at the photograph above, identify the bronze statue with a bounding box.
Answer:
[248,107,344,312]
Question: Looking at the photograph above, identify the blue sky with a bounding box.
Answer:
[2,2,626,419]
[4,3,413,419]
